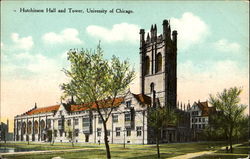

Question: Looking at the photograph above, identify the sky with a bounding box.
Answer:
[1,1,249,132]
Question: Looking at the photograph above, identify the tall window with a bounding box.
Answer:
[74,118,79,125]
[82,117,90,127]
[125,113,131,121]
[126,101,132,108]
[126,128,131,136]
[116,127,121,136]
[98,116,102,124]
[28,121,32,134]
[145,56,150,75]
[156,53,162,72]
[136,127,142,136]
[34,121,38,134]
[67,119,71,126]
[112,115,118,123]
[22,122,26,134]
[40,120,45,131]
[97,128,101,136]
[74,129,79,137]
[150,82,155,93]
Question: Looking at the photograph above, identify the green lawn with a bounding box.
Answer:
[193,143,249,159]
[1,141,248,159]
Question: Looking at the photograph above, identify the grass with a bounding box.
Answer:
[1,141,248,159]
[193,143,249,159]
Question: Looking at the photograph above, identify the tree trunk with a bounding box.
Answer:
[229,128,233,153]
[103,122,111,159]
[156,129,160,158]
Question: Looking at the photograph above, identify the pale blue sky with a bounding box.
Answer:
[1,1,249,127]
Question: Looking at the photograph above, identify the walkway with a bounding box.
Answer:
[168,143,245,159]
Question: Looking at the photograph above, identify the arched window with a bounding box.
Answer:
[22,122,26,134]
[145,56,150,75]
[40,120,45,131]
[156,53,162,73]
[150,82,155,93]
[28,121,32,134]
[34,121,38,134]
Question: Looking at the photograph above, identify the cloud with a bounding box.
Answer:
[177,60,249,109]
[11,33,34,50]
[86,23,140,43]
[42,28,82,44]
[170,12,209,50]
[213,39,240,53]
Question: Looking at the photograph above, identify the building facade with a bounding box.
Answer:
[188,101,216,140]
[14,19,192,144]
[0,120,13,141]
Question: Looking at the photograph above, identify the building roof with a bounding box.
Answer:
[19,93,152,116]
[70,97,124,112]
[196,101,216,116]
[132,93,151,105]
[25,105,60,116]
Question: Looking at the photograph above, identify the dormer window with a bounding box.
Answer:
[126,101,132,108]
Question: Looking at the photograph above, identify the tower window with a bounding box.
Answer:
[145,56,150,75]
[156,53,162,73]
[150,83,155,93]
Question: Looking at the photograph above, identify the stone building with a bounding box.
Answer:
[188,101,216,140]
[14,19,191,144]
[0,120,13,141]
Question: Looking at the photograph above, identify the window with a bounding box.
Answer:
[136,127,142,136]
[68,131,72,138]
[97,128,101,137]
[125,113,131,121]
[67,119,71,126]
[126,101,132,108]
[195,118,197,123]
[107,130,110,136]
[74,129,79,137]
[83,118,90,127]
[145,56,150,75]
[126,128,131,136]
[112,114,118,123]
[34,121,38,134]
[191,118,194,123]
[54,130,57,137]
[98,116,102,124]
[60,130,63,137]
[74,118,79,125]
[58,120,63,126]
[199,118,201,122]
[116,127,121,136]
[156,53,162,73]
[202,118,205,122]
[47,119,51,129]
[150,83,155,93]
[202,124,205,129]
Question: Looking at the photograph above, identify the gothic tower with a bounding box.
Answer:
[140,20,177,109]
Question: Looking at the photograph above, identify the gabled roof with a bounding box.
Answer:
[132,93,151,105]
[19,93,152,116]
[70,97,124,112]
[25,105,60,116]
[196,101,215,116]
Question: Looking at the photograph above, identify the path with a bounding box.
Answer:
[168,143,245,159]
